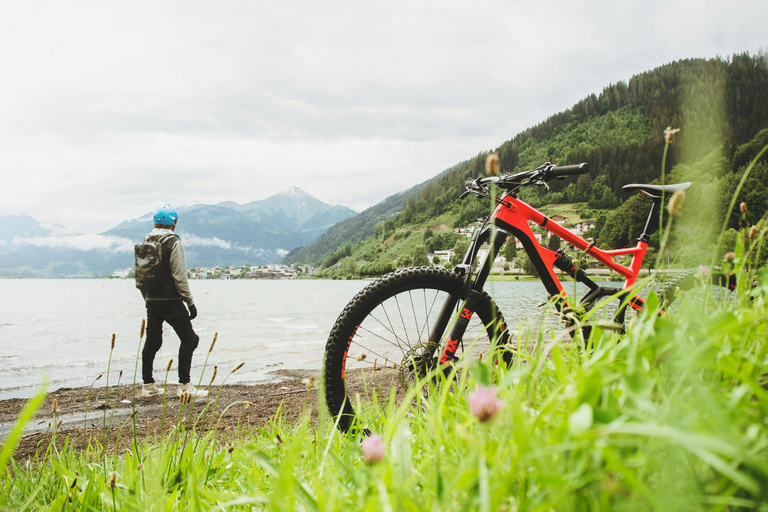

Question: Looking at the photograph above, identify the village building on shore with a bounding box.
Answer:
[114,262,317,280]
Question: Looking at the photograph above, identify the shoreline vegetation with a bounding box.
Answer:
[2,261,767,508]
[0,371,319,463]
[1,267,680,282]
[2,148,768,509]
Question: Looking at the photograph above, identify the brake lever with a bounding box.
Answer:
[460,190,471,199]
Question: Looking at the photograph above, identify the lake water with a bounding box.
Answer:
[0,278,574,400]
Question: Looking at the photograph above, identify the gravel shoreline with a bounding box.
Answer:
[0,369,321,462]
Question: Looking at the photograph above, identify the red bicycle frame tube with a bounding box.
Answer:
[436,190,651,365]
[492,193,648,292]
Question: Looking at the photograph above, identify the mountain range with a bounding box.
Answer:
[0,188,356,277]
[5,53,766,277]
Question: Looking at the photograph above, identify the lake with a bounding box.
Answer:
[0,278,569,400]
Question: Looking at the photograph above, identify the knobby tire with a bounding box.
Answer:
[324,266,509,433]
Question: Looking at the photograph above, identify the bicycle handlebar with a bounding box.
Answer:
[549,163,589,177]
[467,162,589,186]
[466,162,590,192]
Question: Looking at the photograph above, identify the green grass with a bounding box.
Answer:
[539,203,589,225]
[3,143,768,511]
[2,265,768,510]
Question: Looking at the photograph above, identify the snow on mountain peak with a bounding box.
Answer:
[280,187,316,208]
[283,186,309,198]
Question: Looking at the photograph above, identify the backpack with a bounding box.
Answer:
[134,235,175,292]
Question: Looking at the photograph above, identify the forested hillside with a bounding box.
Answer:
[284,52,768,270]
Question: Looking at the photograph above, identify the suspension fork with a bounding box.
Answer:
[434,228,509,365]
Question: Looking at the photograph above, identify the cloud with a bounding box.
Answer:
[1,0,766,235]
[4,1,761,144]
[183,234,232,250]
[182,235,287,258]
[13,234,134,252]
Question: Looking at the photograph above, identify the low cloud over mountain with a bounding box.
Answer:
[0,188,355,277]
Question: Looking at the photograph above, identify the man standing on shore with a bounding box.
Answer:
[138,204,207,399]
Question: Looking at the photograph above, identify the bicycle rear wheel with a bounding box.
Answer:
[660,268,738,317]
[324,267,509,432]
[576,282,652,337]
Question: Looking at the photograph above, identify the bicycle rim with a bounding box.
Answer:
[661,270,738,319]
[324,267,508,432]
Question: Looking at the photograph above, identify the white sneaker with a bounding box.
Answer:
[177,382,208,399]
[142,382,164,397]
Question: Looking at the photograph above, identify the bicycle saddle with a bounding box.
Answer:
[622,182,692,199]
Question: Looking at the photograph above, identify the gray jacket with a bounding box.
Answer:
[142,228,194,306]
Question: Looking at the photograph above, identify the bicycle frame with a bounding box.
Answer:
[436,189,656,364]
[492,194,648,294]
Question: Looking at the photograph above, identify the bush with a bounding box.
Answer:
[450,237,470,266]
[425,231,459,252]
[359,260,395,277]
[515,254,537,276]
[411,244,429,266]
[340,256,357,276]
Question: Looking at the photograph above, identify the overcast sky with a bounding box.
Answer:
[1,1,766,234]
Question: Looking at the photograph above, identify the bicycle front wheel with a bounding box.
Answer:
[324,266,509,432]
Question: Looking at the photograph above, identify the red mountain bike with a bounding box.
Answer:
[324,162,736,432]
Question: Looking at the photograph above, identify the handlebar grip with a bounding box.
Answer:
[551,163,589,176]
[475,176,499,186]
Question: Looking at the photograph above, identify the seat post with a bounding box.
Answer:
[638,198,661,243]
[623,182,691,244]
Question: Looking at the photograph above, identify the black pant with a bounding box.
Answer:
[143,300,199,384]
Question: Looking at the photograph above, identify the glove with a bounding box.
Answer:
[188,304,198,320]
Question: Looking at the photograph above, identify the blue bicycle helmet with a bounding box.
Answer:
[152,204,178,226]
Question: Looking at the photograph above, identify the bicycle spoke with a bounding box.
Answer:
[346,344,394,365]
[393,294,411,347]
[417,288,445,344]
[353,324,406,351]
[380,300,409,354]
[371,302,411,352]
